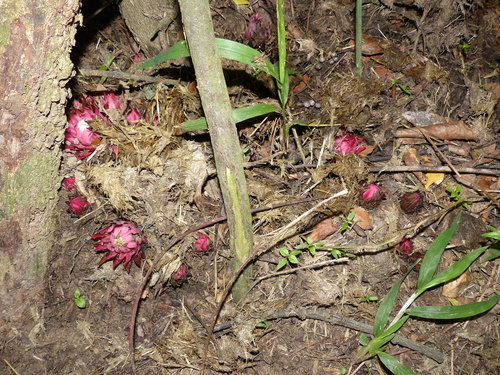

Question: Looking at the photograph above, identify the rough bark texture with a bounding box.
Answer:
[119,0,181,58]
[0,0,79,372]
[178,0,254,301]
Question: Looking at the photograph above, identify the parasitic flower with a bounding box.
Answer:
[397,238,413,255]
[65,97,103,159]
[171,264,188,286]
[62,176,76,192]
[67,196,90,215]
[193,232,210,252]
[126,108,142,123]
[101,92,122,110]
[91,220,146,272]
[400,192,424,213]
[359,184,383,208]
[333,132,366,156]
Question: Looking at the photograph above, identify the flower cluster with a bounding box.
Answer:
[64,97,103,159]
[91,220,146,272]
[64,93,144,159]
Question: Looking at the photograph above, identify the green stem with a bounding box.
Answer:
[355,0,363,77]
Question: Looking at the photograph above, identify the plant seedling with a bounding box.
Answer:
[446,185,470,209]
[340,211,356,233]
[389,79,412,95]
[360,295,379,303]
[276,247,303,271]
[73,289,87,309]
[355,211,499,374]
[458,41,471,54]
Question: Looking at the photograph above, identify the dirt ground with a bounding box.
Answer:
[2,1,499,374]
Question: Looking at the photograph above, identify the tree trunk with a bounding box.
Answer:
[0,0,79,372]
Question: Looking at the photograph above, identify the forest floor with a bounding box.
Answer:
[2,1,499,375]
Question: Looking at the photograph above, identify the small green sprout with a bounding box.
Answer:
[446,185,470,208]
[458,41,471,54]
[73,289,87,309]
[360,295,379,303]
[482,225,500,261]
[276,247,302,270]
[255,320,269,329]
[340,211,356,233]
[295,236,324,256]
[389,79,412,95]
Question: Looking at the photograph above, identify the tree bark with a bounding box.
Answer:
[178,0,254,301]
[0,0,79,372]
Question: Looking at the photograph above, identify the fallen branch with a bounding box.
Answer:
[78,68,178,85]
[369,165,500,177]
[212,307,444,364]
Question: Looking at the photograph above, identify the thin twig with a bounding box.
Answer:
[78,68,178,85]
[369,165,500,177]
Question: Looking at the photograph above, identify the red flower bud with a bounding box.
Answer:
[397,238,413,255]
[400,192,424,213]
[62,176,76,191]
[171,264,188,286]
[67,196,90,215]
[334,132,366,156]
[359,184,383,208]
[193,232,210,252]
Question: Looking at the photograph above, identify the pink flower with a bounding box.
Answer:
[67,196,90,215]
[126,108,142,123]
[101,92,122,110]
[362,184,380,201]
[62,176,76,191]
[397,238,413,255]
[193,232,210,252]
[334,133,366,156]
[359,184,383,208]
[132,53,142,63]
[91,220,146,272]
[171,264,188,286]
[65,97,104,159]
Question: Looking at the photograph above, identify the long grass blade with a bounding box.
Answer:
[377,352,418,375]
[406,294,498,319]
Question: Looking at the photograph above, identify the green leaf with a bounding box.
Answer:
[255,320,268,329]
[380,315,410,338]
[139,38,272,73]
[309,246,316,256]
[358,333,370,346]
[483,247,500,262]
[406,294,499,319]
[417,211,462,290]
[331,249,342,258]
[73,289,81,298]
[373,264,415,336]
[75,297,86,309]
[377,352,418,375]
[276,258,288,271]
[279,248,289,257]
[360,334,396,359]
[181,104,280,131]
[419,246,488,292]
[482,229,500,240]
[288,254,300,264]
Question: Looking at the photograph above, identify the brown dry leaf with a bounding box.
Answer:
[352,207,371,230]
[476,176,499,191]
[347,35,384,55]
[396,120,478,140]
[442,270,473,298]
[309,218,338,242]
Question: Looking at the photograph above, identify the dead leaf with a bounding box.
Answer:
[424,172,444,188]
[347,35,384,55]
[402,147,427,185]
[309,218,338,242]
[396,120,478,140]
[352,207,371,230]
[442,271,473,298]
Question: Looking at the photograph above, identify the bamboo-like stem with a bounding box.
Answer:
[177,0,254,301]
[355,0,363,77]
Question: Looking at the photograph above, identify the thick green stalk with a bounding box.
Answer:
[355,0,363,77]
[177,0,254,301]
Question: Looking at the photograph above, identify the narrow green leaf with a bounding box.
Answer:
[482,229,500,240]
[373,264,415,336]
[417,211,462,289]
[358,333,370,346]
[483,247,500,262]
[377,352,418,375]
[361,334,396,359]
[380,315,410,338]
[419,246,488,292]
[309,246,316,256]
[182,104,280,131]
[406,294,499,319]
[139,41,191,69]
[276,258,288,271]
